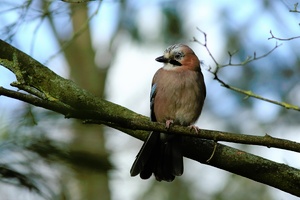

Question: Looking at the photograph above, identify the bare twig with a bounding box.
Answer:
[268,30,300,41]
[290,2,300,13]
[194,29,300,112]
[212,73,300,111]
[193,28,220,67]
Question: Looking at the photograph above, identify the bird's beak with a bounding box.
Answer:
[155,56,168,63]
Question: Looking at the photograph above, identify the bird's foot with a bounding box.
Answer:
[165,120,174,129]
[188,125,199,133]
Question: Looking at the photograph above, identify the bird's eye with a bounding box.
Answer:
[174,53,182,60]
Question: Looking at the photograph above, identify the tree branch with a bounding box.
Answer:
[1,39,300,197]
[1,86,300,154]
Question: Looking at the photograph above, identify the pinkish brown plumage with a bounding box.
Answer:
[130,44,206,182]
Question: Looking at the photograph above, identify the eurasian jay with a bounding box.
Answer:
[130,44,206,182]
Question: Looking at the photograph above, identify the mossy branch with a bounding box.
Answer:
[1,39,300,197]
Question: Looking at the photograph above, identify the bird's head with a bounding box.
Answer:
[155,44,200,71]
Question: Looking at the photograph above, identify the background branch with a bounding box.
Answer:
[193,29,300,112]
[268,30,300,41]
[290,2,300,13]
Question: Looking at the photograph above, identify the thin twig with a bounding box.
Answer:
[194,28,219,66]
[268,30,300,41]
[206,142,217,163]
[214,75,300,111]
[290,2,300,13]
[194,29,300,112]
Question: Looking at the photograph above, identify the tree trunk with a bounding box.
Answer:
[65,4,111,200]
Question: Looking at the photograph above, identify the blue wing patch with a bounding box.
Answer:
[150,83,157,121]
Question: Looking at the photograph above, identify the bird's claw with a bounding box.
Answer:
[165,120,174,129]
[188,125,199,133]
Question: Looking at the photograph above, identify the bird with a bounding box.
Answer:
[130,44,206,182]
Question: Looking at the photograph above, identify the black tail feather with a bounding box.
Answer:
[130,131,159,177]
[130,132,183,182]
[170,136,183,176]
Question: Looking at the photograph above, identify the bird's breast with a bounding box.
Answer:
[152,69,205,125]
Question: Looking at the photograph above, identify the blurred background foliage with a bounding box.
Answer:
[0,0,300,199]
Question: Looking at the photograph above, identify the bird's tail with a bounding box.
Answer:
[130,132,183,182]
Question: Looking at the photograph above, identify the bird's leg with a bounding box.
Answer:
[165,120,174,129]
